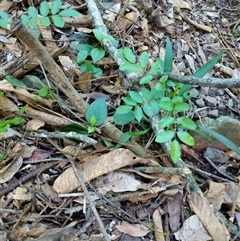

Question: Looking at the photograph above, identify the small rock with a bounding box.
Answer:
[205,96,217,107]
[189,88,199,97]
[208,109,218,118]
[200,86,209,95]
[208,87,219,97]
[218,102,226,110]
[218,89,225,95]
[195,98,205,107]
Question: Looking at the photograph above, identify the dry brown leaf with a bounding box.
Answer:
[0,0,13,11]
[174,215,211,241]
[0,96,19,118]
[53,148,158,194]
[153,208,165,241]
[188,193,230,240]
[25,119,45,131]
[168,0,191,10]
[38,22,57,49]
[0,79,15,92]
[115,221,150,237]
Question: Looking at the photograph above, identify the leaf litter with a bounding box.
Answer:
[0,0,240,240]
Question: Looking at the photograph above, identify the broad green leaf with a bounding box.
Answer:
[150,58,164,75]
[91,48,105,62]
[87,126,95,133]
[20,15,29,25]
[0,154,3,162]
[164,37,173,72]
[129,91,143,103]
[29,18,38,27]
[122,97,137,106]
[60,123,88,134]
[141,87,153,102]
[75,44,93,53]
[139,51,149,68]
[155,130,175,143]
[199,126,240,156]
[59,9,80,17]
[5,117,25,126]
[170,140,181,163]
[38,86,49,97]
[158,116,175,128]
[0,123,10,133]
[39,16,51,26]
[51,0,62,15]
[40,1,49,16]
[142,102,154,117]
[177,117,196,130]
[0,11,9,21]
[93,29,103,43]
[120,63,143,73]
[28,6,38,18]
[77,50,88,63]
[114,111,134,125]
[134,105,143,122]
[159,74,168,83]
[51,15,64,27]
[173,102,190,114]
[5,75,25,87]
[90,116,97,126]
[150,99,160,114]
[172,96,183,103]
[123,47,136,63]
[151,87,164,99]
[116,105,133,114]
[140,75,153,85]
[85,98,107,126]
[159,98,173,112]
[177,131,194,146]
[104,35,119,47]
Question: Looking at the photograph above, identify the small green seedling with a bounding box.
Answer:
[0,11,12,29]
[20,0,80,28]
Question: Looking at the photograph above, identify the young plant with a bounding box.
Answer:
[115,37,224,163]
[75,29,119,78]
[0,11,12,29]
[85,98,107,133]
[0,117,25,133]
[20,0,80,28]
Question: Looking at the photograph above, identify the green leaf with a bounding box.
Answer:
[155,130,175,143]
[177,117,196,130]
[139,51,149,68]
[142,102,154,117]
[5,75,25,87]
[158,116,175,128]
[164,37,173,72]
[59,9,80,17]
[159,98,173,112]
[114,111,134,125]
[0,154,4,162]
[93,29,103,43]
[75,44,93,53]
[150,99,160,114]
[141,87,153,102]
[123,47,136,63]
[39,16,51,26]
[85,98,107,126]
[28,6,38,18]
[177,131,194,146]
[104,35,119,47]
[129,91,143,103]
[87,126,95,133]
[0,11,9,21]
[172,96,183,103]
[193,52,225,78]
[119,63,143,73]
[150,58,164,75]
[38,86,49,97]
[0,123,10,133]
[90,116,97,126]
[140,75,153,85]
[173,102,190,114]
[51,15,64,27]
[116,105,133,114]
[5,117,25,126]
[51,0,62,15]
[170,140,181,163]
[60,123,88,134]
[199,126,240,156]
[77,50,88,63]
[91,48,105,62]
[159,74,168,83]
[122,97,137,106]
[29,18,38,27]
[40,1,49,16]
[20,15,30,25]
[134,105,143,122]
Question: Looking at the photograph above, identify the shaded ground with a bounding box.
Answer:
[0,0,240,240]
